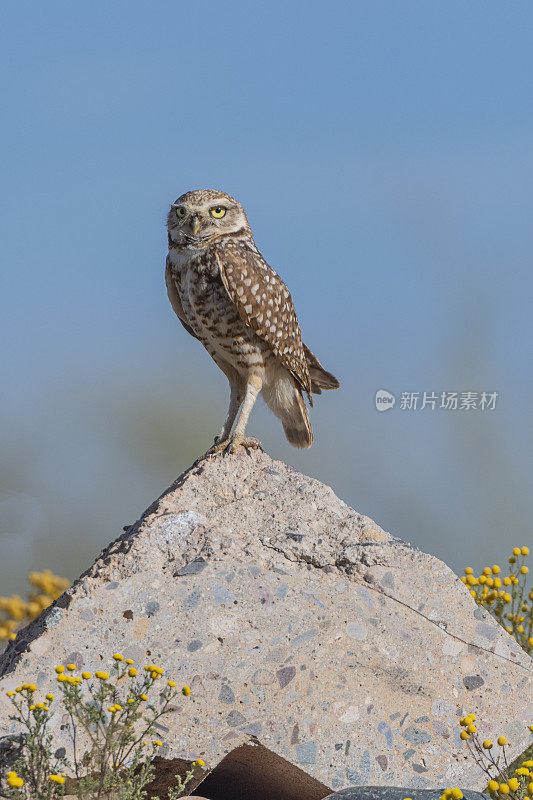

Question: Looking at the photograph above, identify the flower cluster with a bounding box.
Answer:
[3,654,200,800]
[461,546,532,655]
[457,714,533,799]
[0,570,70,642]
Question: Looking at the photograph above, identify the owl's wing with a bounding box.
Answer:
[165,256,199,341]
[215,241,312,403]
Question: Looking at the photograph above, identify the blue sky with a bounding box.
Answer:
[1,1,532,591]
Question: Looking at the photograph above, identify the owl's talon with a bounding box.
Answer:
[206,435,261,457]
[229,435,261,454]
[207,437,232,456]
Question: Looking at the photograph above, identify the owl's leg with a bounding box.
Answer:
[209,375,262,455]
[228,375,262,453]
[215,382,243,444]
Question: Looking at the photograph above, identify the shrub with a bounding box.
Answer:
[3,655,200,799]
[461,545,532,656]
[0,571,70,643]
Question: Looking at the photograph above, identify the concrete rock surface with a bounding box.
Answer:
[0,449,531,794]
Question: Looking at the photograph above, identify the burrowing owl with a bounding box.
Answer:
[165,189,339,452]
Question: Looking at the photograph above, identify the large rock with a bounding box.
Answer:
[0,449,531,795]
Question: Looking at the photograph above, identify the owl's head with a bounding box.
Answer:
[167,189,251,248]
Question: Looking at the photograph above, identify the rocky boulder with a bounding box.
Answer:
[0,449,531,796]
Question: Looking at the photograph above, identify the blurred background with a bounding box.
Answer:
[1,1,531,594]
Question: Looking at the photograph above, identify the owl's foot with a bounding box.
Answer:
[208,434,262,456]
[229,434,262,454]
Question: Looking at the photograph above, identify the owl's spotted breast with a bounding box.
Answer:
[167,243,273,376]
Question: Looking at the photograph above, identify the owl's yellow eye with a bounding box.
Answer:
[175,206,186,218]
[210,206,226,219]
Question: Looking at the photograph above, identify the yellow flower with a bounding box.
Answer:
[195,758,205,767]
[154,740,163,746]
[451,790,463,800]
[167,680,176,687]
[35,702,46,709]
[128,667,137,677]
[497,736,508,746]
[466,724,476,734]
[182,685,191,696]
[488,780,499,792]
[127,698,135,704]
[113,653,124,661]
[521,546,530,555]
[482,739,493,749]
[6,690,15,697]
[507,778,518,792]
[55,665,65,673]
[125,658,134,664]
[56,674,67,683]
[7,772,24,788]
[49,774,66,784]
[23,683,37,692]
[46,693,54,701]
[523,761,533,768]
[82,671,92,680]
[520,565,529,574]
[460,731,470,740]
[499,784,509,795]
[528,783,533,796]
[95,671,109,680]
[140,694,148,701]
[492,565,501,574]
[503,593,512,603]
[66,663,76,671]
[503,577,512,585]
[464,567,473,574]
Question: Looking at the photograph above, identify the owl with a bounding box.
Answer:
[165,189,339,453]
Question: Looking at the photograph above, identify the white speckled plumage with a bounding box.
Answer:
[165,189,339,449]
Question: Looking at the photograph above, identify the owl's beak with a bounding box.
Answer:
[190,216,201,235]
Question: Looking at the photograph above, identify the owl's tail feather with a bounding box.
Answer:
[282,389,313,449]
[303,343,340,394]
[263,372,313,448]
